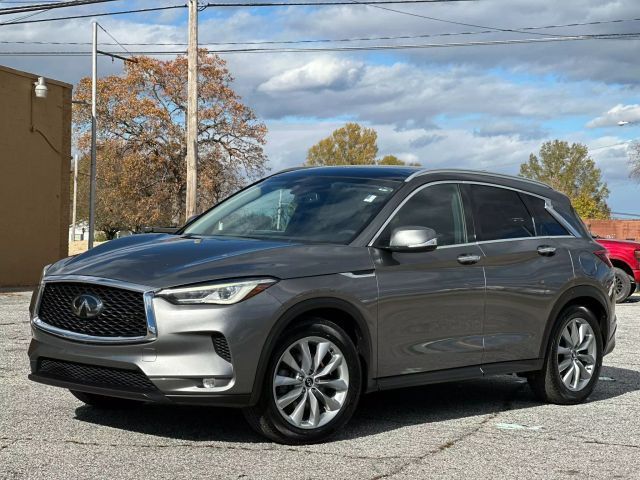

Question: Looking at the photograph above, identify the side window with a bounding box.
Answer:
[520,194,570,237]
[380,183,467,247]
[469,185,535,241]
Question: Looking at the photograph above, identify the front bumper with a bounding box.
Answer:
[28,280,284,407]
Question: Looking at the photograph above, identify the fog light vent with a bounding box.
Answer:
[202,378,217,388]
[212,333,231,362]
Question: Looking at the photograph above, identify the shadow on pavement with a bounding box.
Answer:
[73,365,640,443]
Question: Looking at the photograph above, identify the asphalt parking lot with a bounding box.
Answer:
[2,290,639,480]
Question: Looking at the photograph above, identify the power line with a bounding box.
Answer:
[0,0,476,16]
[202,0,475,4]
[346,0,570,38]
[611,211,640,218]
[0,4,50,23]
[3,16,640,46]
[0,32,638,55]
[97,22,132,57]
[590,141,633,151]
[0,3,186,25]
[0,0,123,15]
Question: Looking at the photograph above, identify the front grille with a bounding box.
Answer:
[37,358,156,392]
[212,333,232,362]
[38,282,148,338]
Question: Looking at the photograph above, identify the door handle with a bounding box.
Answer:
[537,245,556,256]
[457,254,481,265]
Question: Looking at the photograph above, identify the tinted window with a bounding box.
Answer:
[184,176,399,244]
[520,195,569,237]
[554,202,589,238]
[379,183,467,246]
[469,185,534,241]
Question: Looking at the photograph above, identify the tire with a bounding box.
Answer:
[242,318,362,444]
[613,267,632,303]
[629,282,636,296]
[528,305,603,404]
[70,390,142,408]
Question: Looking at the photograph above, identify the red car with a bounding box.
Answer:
[596,238,640,303]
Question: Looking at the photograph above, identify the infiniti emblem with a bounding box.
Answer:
[71,294,104,319]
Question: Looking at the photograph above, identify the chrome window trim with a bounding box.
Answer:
[32,275,158,344]
[403,168,552,189]
[368,180,581,248]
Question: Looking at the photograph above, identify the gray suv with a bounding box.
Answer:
[28,167,616,444]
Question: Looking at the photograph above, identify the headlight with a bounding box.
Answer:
[157,278,277,305]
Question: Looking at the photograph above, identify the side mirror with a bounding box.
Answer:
[387,226,438,252]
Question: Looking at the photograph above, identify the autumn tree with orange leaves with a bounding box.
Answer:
[73,51,268,236]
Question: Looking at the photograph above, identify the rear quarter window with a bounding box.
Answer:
[519,194,570,237]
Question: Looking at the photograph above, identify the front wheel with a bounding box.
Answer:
[528,305,603,404]
[243,318,362,444]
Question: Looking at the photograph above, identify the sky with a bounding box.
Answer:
[1,0,639,215]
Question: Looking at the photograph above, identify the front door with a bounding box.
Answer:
[373,182,486,378]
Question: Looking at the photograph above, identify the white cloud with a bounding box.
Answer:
[588,104,640,128]
[0,0,637,214]
[258,57,364,93]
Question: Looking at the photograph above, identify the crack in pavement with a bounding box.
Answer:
[369,384,527,479]
[0,436,414,462]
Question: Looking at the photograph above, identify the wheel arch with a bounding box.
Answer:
[249,297,374,405]
[611,259,634,279]
[539,285,610,359]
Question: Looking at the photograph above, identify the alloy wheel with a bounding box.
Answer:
[614,275,624,298]
[272,336,349,429]
[557,318,598,391]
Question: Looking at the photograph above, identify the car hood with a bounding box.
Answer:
[46,234,374,289]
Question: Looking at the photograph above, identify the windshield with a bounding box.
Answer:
[183,175,400,244]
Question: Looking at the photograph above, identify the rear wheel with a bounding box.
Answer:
[613,267,632,303]
[243,318,362,444]
[528,305,602,404]
[70,390,142,408]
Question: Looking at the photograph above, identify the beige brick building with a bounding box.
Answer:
[0,65,72,287]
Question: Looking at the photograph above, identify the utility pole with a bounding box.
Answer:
[88,21,98,248]
[185,0,199,219]
[71,154,78,243]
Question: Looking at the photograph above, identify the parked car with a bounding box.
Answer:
[595,238,640,303]
[28,167,616,444]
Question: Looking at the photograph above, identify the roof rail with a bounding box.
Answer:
[404,168,552,189]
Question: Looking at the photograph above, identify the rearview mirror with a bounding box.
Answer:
[387,226,438,252]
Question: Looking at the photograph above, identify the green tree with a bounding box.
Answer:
[378,154,421,166]
[520,140,610,219]
[306,123,378,166]
[305,123,422,167]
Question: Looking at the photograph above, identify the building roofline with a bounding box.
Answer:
[0,64,72,89]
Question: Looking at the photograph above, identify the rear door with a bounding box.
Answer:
[374,182,486,378]
[464,183,574,364]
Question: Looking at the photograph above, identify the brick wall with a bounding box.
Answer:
[584,219,640,241]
